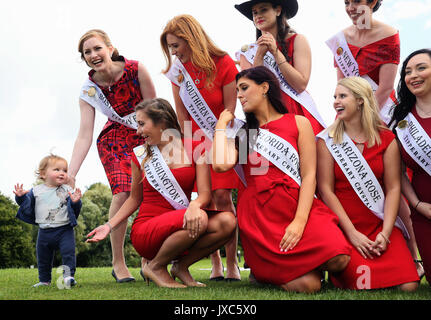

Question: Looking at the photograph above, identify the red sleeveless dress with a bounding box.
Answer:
[237,114,351,285]
[174,54,239,191]
[400,109,431,284]
[330,129,419,289]
[91,57,144,195]
[130,140,205,260]
[280,34,325,136]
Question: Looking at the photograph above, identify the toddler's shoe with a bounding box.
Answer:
[64,276,77,288]
[33,282,50,288]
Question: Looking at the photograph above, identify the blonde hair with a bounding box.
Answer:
[328,77,387,147]
[36,154,68,182]
[160,14,227,88]
[78,29,121,67]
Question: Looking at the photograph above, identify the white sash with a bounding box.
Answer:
[317,131,409,238]
[133,145,189,210]
[236,43,326,129]
[326,32,395,125]
[80,79,137,130]
[165,59,247,185]
[396,113,431,176]
[254,128,302,187]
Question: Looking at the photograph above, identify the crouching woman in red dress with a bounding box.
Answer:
[87,98,237,288]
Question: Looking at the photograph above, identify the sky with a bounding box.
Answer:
[1,0,430,200]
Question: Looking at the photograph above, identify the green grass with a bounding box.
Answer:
[0,258,430,300]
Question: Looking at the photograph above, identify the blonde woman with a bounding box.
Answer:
[161,15,241,281]
[317,77,419,291]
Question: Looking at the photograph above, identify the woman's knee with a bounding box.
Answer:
[282,275,322,294]
[111,192,130,206]
[212,189,233,209]
[326,254,350,273]
[210,211,237,235]
[399,281,419,292]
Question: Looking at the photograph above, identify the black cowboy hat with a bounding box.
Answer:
[234,0,298,20]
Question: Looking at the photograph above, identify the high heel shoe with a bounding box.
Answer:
[209,262,225,281]
[415,260,425,281]
[142,263,186,288]
[112,269,135,283]
[171,264,206,287]
[225,265,241,282]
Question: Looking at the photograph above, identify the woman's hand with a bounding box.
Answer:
[257,32,278,56]
[372,232,390,256]
[13,183,29,197]
[67,175,76,189]
[279,219,306,252]
[183,203,205,239]
[416,201,431,220]
[347,229,378,259]
[86,224,111,243]
[216,109,235,129]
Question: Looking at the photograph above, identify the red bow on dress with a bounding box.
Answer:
[254,175,299,206]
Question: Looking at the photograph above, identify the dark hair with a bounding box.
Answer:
[369,0,382,12]
[389,48,431,131]
[236,66,288,148]
[256,5,295,63]
[135,98,182,165]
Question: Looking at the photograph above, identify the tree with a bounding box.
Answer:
[0,192,35,268]
[74,183,141,268]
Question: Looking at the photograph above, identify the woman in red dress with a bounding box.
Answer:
[317,77,419,291]
[160,15,241,281]
[213,66,351,293]
[235,0,325,136]
[70,30,156,282]
[391,49,431,285]
[86,98,237,288]
[331,0,423,276]
[334,0,399,112]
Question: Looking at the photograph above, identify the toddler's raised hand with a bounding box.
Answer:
[13,184,29,197]
[69,188,82,203]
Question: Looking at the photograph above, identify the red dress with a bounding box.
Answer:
[280,34,325,136]
[400,109,431,284]
[174,54,239,191]
[337,33,400,108]
[237,114,351,285]
[330,129,419,289]
[130,140,201,260]
[91,57,144,195]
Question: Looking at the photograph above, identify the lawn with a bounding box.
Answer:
[0,258,430,301]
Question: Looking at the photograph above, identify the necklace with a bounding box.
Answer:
[348,131,366,145]
[107,70,117,92]
[416,104,431,117]
[190,66,204,85]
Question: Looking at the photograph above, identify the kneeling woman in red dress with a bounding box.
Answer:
[317,77,419,291]
[390,49,431,285]
[87,98,237,288]
[213,66,351,293]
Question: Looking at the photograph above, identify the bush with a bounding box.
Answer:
[0,193,36,268]
[74,183,141,268]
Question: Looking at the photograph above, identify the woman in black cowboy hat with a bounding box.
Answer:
[235,0,326,136]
